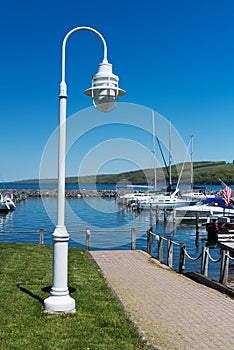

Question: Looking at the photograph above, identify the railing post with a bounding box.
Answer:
[196,212,200,239]
[150,205,153,227]
[131,228,136,250]
[86,229,90,251]
[179,243,186,273]
[40,229,44,245]
[147,230,152,256]
[155,206,159,224]
[219,250,229,285]
[167,238,173,268]
[158,234,163,263]
[173,208,176,224]
[201,246,209,276]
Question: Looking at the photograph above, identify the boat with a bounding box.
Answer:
[180,137,213,202]
[175,197,234,221]
[4,195,16,210]
[206,215,234,242]
[0,194,16,212]
[118,127,206,211]
[182,191,207,201]
[181,187,215,202]
[138,188,191,209]
[117,191,151,207]
[135,121,192,210]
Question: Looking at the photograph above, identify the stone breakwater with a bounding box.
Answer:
[0,188,220,203]
[0,189,119,200]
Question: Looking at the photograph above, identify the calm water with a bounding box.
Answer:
[1,182,231,191]
[0,183,233,280]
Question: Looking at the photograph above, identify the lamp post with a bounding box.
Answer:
[44,26,125,313]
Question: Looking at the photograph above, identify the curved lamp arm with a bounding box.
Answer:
[61,26,108,84]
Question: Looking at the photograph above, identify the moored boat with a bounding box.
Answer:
[206,215,234,242]
[138,189,191,209]
[175,197,234,221]
[117,192,151,207]
[0,194,16,212]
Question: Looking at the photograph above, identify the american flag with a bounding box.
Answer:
[220,180,233,206]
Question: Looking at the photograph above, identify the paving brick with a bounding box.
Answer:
[90,250,234,350]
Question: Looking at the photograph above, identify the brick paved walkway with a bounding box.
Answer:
[89,250,234,350]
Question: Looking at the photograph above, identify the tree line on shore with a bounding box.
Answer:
[15,161,234,186]
[65,161,234,186]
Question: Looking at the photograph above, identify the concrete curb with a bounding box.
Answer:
[184,271,234,299]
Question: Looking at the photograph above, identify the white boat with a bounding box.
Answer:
[180,137,214,202]
[181,189,214,202]
[0,194,16,211]
[182,191,206,201]
[117,192,151,206]
[175,197,234,221]
[138,189,191,209]
[121,120,192,210]
[4,195,16,210]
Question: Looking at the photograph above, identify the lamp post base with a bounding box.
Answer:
[44,295,76,314]
[44,225,76,314]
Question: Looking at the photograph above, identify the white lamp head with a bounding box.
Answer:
[84,62,126,112]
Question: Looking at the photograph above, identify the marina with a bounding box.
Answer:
[0,184,234,284]
[1,183,234,347]
[2,4,234,347]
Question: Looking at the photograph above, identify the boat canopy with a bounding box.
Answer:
[200,197,233,209]
[193,185,207,190]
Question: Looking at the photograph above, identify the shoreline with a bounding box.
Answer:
[0,189,119,199]
[0,188,220,201]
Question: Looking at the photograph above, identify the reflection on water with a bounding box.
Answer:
[0,211,14,231]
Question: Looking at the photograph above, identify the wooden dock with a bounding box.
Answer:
[219,241,234,253]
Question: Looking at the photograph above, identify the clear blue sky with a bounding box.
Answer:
[1,0,234,182]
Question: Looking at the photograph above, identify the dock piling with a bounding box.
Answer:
[131,228,136,250]
[40,229,44,245]
[86,229,91,251]
[158,235,164,263]
[219,250,229,285]
[201,246,209,276]
[179,243,186,273]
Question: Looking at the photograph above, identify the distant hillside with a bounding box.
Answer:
[71,161,234,186]
[14,161,234,186]
[192,161,234,185]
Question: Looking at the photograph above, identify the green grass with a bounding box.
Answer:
[0,243,146,350]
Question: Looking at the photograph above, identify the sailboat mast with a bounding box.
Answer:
[151,110,157,191]
[190,135,194,189]
[169,121,172,190]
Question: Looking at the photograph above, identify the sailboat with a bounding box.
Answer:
[137,118,191,209]
[118,116,194,209]
[138,189,191,208]
[117,110,159,208]
[181,136,210,201]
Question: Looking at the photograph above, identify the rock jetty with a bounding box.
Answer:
[0,188,220,204]
[0,189,119,201]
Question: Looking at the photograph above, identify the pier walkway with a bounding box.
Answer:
[89,250,234,350]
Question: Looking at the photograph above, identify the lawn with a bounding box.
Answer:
[0,243,147,350]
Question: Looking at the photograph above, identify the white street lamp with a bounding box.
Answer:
[44,26,125,313]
